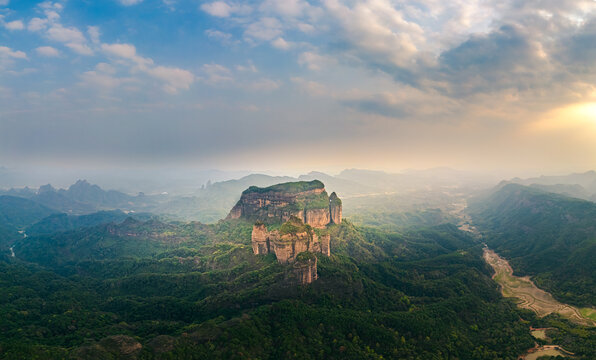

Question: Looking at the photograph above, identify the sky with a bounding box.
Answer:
[1,0,596,176]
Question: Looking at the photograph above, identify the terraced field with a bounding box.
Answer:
[483,248,596,327]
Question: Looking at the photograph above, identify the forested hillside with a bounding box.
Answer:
[470,183,596,306]
[0,219,545,359]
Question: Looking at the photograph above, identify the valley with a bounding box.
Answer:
[483,248,594,327]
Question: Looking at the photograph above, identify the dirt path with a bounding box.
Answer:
[483,248,596,327]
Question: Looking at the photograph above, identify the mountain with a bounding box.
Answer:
[33,184,97,214]
[227,180,342,227]
[64,179,134,207]
[3,216,548,359]
[25,210,152,236]
[0,195,57,249]
[0,195,57,229]
[509,170,596,196]
[2,180,154,215]
[469,183,596,306]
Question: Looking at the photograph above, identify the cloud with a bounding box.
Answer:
[201,1,251,18]
[201,63,233,84]
[298,51,336,70]
[147,66,195,93]
[0,46,27,59]
[36,46,60,57]
[80,71,126,89]
[4,20,24,31]
[117,0,143,5]
[0,0,9,6]
[244,17,282,41]
[101,43,153,68]
[28,18,48,32]
[66,42,94,56]
[271,37,291,50]
[46,24,86,43]
[249,78,280,91]
[291,77,328,97]
[102,42,195,93]
[205,29,237,45]
[88,26,101,44]
[236,61,257,72]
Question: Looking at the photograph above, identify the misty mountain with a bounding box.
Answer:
[337,167,493,192]
[0,195,58,249]
[26,210,152,236]
[509,170,596,195]
[0,195,58,229]
[470,183,596,306]
[2,180,159,215]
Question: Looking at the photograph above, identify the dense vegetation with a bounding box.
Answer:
[0,217,551,359]
[243,180,324,195]
[469,183,596,306]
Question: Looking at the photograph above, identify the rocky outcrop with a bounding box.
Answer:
[251,217,329,285]
[293,254,317,284]
[329,192,342,224]
[305,208,330,228]
[227,180,342,228]
[251,222,270,255]
[252,216,330,265]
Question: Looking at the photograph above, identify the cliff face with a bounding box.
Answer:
[227,180,342,228]
[293,256,317,284]
[329,192,342,225]
[251,217,329,284]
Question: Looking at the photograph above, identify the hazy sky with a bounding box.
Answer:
[1,0,596,175]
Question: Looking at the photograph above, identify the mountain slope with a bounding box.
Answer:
[0,195,57,229]
[470,183,596,305]
[25,210,151,236]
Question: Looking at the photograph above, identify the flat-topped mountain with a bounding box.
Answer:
[226,180,342,227]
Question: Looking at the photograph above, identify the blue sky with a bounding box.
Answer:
[1,0,596,174]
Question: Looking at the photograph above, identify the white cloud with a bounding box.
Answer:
[205,29,237,45]
[102,42,195,93]
[47,24,86,43]
[202,63,233,84]
[118,0,143,5]
[147,66,195,93]
[259,0,309,17]
[4,20,24,31]
[0,46,27,59]
[66,42,94,56]
[36,46,60,57]
[201,1,232,17]
[28,18,48,32]
[0,0,9,6]
[80,71,125,89]
[101,43,153,68]
[88,26,101,44]
[250,78,281,91]
[291,77,329,97]
[201,1,251,18]
[298,51,336,70]
[96,62,117,74]
[236,61,257,72]
[271,37,291,50]
[244,17,282,41]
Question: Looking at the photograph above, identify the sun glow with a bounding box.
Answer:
[527,102,596,133]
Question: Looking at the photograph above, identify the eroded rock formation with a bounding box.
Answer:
[233,180,341,284]
[329,192,342,224]
[227,180,342,228]
[251,217,330,284]
[293,253,317,284]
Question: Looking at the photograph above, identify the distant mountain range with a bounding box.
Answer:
[0,179,157,215]
[506,170,596,201]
